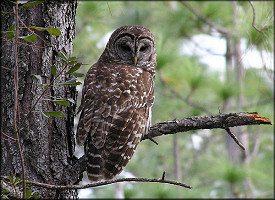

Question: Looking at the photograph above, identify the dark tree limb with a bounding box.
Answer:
[142,112,271,141]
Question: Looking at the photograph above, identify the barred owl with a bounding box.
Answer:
[76,25,156,181]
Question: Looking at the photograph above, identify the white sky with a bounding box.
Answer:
[180,33,274,74]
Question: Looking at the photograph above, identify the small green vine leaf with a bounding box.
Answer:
[51,100,70,106]
[60,80,82,86]
[20,34,37,42]
[46,28,61,36]
[43,111,64,117]
[68,56,77,61]
[72,72,85,77]
[66,63,82,74]
[20,0,45,8]
[51,65,57,76]
[6,25,15,40]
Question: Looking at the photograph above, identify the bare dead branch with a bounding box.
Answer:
[142,112,272,142]
[1,175,192,190]
[179,1,231,35]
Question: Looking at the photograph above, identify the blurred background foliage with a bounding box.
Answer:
[73,1,273,198]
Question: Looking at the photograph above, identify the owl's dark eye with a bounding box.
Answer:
[121,44,131,52]
[140,45,148,52]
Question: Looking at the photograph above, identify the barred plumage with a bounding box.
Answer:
[76,25,156,181]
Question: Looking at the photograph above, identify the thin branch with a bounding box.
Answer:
[1,130,18,141]
[179,1,231,35]
[225,127,245,150]
[106,1,112,16]
[1,175,191,190]
[248,0,265,32]
[13,2,26,198]
[1,137,17,143]
[0,65,15,72]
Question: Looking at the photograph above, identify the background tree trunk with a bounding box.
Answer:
[1,1,78,198]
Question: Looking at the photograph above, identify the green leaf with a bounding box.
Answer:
[68,56,77,61]
[33,75,42,84]
[7,25,15,40]
[9,25,15,31]
[68,61,77,65]
[7,31,15,40]
[51,65,56,76]
[65,63,82,74]
[46,28,61,36]
[60,80,82,86]
[20,0,45,8]
[20,34,37,42]
[26,189,32,198]
[43,111,64,117]
[1,11,13,14]
[51,100,70,106]
[41,111,53,123]
[72,72,85,77]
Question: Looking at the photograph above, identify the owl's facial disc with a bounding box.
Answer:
[114,35,154,66]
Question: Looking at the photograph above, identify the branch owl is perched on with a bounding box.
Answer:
[76,25,156,181]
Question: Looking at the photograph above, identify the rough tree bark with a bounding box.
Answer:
[1,1,78,199]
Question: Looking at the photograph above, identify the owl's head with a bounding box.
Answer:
[102,25,156,68]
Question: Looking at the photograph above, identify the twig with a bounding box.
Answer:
[161,171,166,181]
[149,137,158,145]
[1,137,17,143]
[248,0,264,32]
[179,1,231,35]
[1,130,18,141]
[0,65,15,72]
[224,128,245,150]
[13,2,26,198]
[106,1,112,16]
[4,176,191,190]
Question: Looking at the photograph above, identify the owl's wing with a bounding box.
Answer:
[76,63,98,146]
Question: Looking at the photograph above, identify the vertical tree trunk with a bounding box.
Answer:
[1,1,78,199]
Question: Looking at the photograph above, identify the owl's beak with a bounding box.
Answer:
[134,56,137,65]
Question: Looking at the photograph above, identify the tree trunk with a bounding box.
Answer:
[1,1,78,199]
